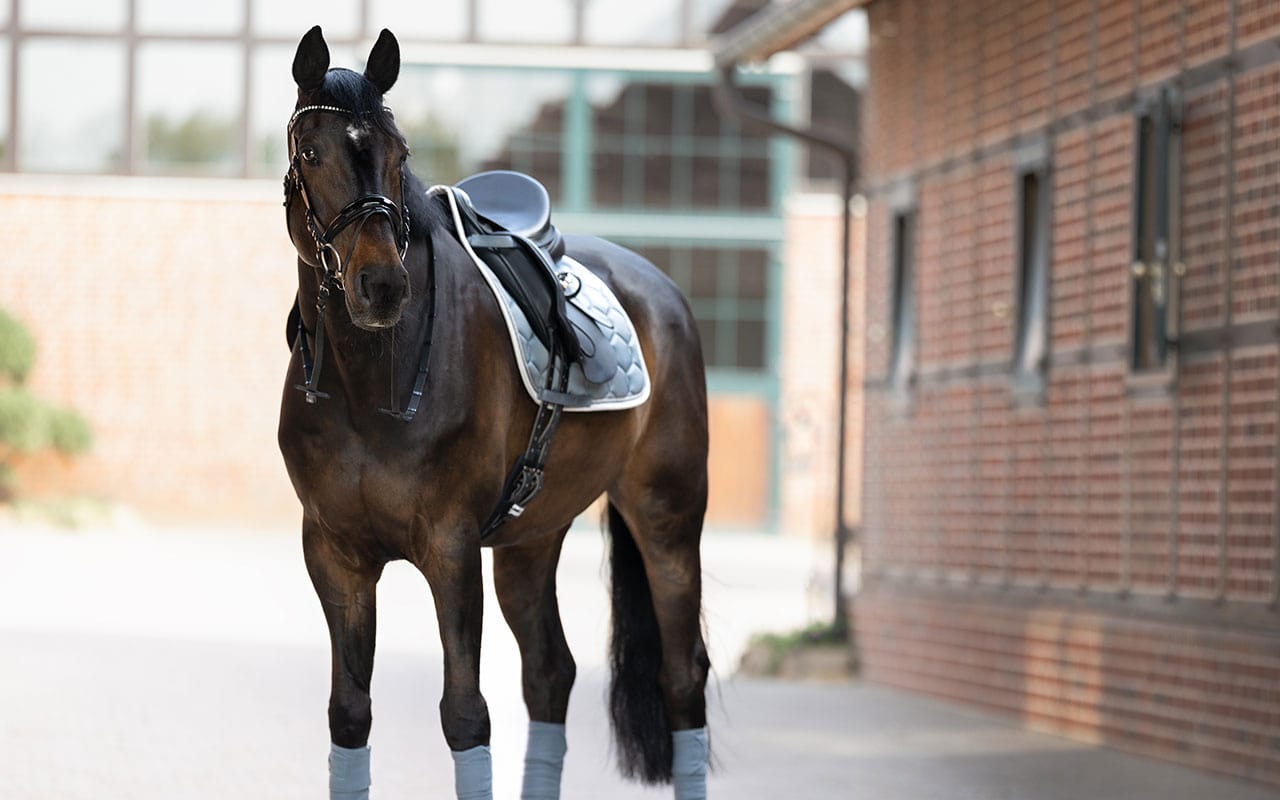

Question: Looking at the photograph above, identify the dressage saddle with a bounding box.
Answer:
[454,170,616,385]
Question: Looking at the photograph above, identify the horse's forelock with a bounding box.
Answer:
[315,68,404,145]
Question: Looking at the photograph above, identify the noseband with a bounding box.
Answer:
[283,104,412,288]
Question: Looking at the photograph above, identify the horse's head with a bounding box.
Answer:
[285,26,411,331]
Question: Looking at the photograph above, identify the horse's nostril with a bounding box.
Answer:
[358,272,372,303]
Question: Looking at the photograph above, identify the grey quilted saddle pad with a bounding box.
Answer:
[435,185,651,412]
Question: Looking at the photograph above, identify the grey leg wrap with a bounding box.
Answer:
[521,721,567,800]
[329,743,371,800]
[451,745,493,800]
[671,727,708,800]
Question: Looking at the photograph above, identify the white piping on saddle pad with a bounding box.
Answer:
[432,185,651,412]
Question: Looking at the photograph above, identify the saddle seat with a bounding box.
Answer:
[456,170,565,263]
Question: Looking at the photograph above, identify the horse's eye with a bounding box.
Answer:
[300,147,318,165]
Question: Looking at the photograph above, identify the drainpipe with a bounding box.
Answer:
[712,63,857,637]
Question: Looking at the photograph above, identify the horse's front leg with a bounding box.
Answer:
[418,526,492,800]
[303,520,384,800]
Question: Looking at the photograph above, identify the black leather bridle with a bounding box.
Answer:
[283,103,411,286]
[282,103,436,422]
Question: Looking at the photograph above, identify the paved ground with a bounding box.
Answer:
[0,521,1275,799]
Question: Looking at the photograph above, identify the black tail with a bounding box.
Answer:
[606,502,672,784]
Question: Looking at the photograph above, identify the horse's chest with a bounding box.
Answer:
[285,432,424,535]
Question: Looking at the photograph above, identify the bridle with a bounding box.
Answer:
[283,104,411,287]
[282,103,437,423]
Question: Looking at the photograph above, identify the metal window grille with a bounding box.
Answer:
[1130,86,1183,374]
[1013,152,1052,395]
[889,207,916,390]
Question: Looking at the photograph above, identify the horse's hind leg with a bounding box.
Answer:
[303,520,384,800]
[494,528,576,800]
[608,472,710,799]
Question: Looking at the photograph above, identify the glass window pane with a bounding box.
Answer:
[392,67,570,196]
[696,317,720,367]
[689,249,718,300]
[19,40,126,172]
[22,0,125,31]
[477,0,573,44]
[370,0,467,40]
[584,0,684,46]
[253,0,359,38]
[249,46,294,177]
[735,319,766,369]
[137,43,242,175]
[137,0,243,34]
[738,250,768,301]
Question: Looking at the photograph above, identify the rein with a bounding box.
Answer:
[284,103,436,422]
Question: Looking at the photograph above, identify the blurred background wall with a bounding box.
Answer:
[0,0,866,535]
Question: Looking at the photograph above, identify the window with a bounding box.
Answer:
[618,242,772,371]
[1130,87,1182,374]
[391,68,573,199]
[19,39,127,173]
[589,77,774,212]
[889,206,917,390]
[136,43,243,176]
[1013,146,1051,395]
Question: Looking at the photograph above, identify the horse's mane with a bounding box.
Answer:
[313,68,449,235]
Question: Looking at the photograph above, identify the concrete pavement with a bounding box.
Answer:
[0,521,1274,799]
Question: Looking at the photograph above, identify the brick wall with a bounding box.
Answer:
[858,0,1280,786]
[2,177,302,524]
[1,176,802,529]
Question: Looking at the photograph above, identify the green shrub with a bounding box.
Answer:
[0,309,93,502]
[0,388,50,452]
[48,406,93,455]
[0,309,37,385]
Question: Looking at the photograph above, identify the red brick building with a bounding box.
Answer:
[719,0,1280,788]
[856,0,1280,786]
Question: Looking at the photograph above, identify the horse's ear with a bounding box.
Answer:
[364,29,400,94]
[293,25,330,91]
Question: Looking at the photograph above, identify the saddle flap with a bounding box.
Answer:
[566,304,618,384]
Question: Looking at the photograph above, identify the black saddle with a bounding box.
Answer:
[457,170,565,263]
[453,171,586,371]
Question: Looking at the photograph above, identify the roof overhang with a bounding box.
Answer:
[711,0,870,68]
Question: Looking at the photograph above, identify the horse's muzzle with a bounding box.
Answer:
[348,264,410,329]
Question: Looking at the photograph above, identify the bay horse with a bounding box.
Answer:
[277,27,710,800]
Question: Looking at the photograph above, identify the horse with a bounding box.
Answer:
[276,27,711,800]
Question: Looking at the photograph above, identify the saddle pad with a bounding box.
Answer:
[435,186,651,412]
